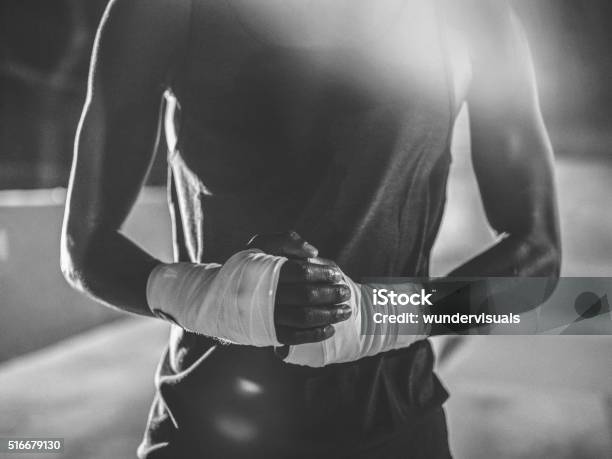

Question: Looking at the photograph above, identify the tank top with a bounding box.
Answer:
[141,0,454,456]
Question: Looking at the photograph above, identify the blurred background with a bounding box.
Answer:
[0,1,611,458]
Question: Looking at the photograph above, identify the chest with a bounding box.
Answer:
[165,0,456,193]
[175,0,451,113]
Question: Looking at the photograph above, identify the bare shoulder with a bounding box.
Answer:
[441,0,538,114]
[89,0,192,102]
[97,0,191,50]
[101,0,191,26]
[445,0,526,69]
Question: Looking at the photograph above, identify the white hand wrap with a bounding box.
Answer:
[285,274,431,367]
[146,249,287,347]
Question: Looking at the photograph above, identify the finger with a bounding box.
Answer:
[276,284,351,306]
[307,256,339,269]
[279,259,342,284]
[275,304,352,328]
[247,231,318,258]
[276,325,335,345]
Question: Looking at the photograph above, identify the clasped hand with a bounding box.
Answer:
[247,231,352,345]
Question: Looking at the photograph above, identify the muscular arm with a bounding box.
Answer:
[62,2,348,344]
[430,1,561,325]
[452,1,560,277]
[60,0,191,316]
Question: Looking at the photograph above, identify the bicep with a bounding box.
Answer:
[64,0,189,246]
[465,2,557,238]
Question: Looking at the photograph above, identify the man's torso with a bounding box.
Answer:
[141,1,458,456]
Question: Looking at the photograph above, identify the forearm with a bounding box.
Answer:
[447,231,560,278]
[146,250,286,346]
[61,97,163,316]
[60,0,192,317]
[427,231,561,334]
[61,229,160,317]
[284,232,560,366]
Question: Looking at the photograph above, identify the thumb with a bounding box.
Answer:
[247,230,319,259]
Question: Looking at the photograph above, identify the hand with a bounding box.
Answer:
[247,231,351,345]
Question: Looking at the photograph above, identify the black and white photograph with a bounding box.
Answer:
[0,1,611,458]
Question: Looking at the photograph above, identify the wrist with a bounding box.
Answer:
[146,262,199,328]
[145,251,287,346]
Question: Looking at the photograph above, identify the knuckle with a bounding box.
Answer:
[302,265,314,281]
[297,262,309,278]
[305,286,319,303]
[303,308,317,324]
[325,267,337,282]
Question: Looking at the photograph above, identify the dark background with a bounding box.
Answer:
[1,0,611,189]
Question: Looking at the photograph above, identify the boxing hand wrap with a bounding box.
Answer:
[285,274,431,367]
[146,249,287,347]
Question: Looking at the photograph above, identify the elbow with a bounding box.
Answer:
[547,243,562,281]
[541,241,561,302]
[532,232,561,279]
[60,224,98,295]
[512,211,561,280]
[523,231,561,301]
[60,230,86,292]
[527,232,561,279]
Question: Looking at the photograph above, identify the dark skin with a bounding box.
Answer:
[246,231,351,345]
[61,0,560,344]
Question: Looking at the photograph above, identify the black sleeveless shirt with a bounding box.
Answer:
[140,0,453,457]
